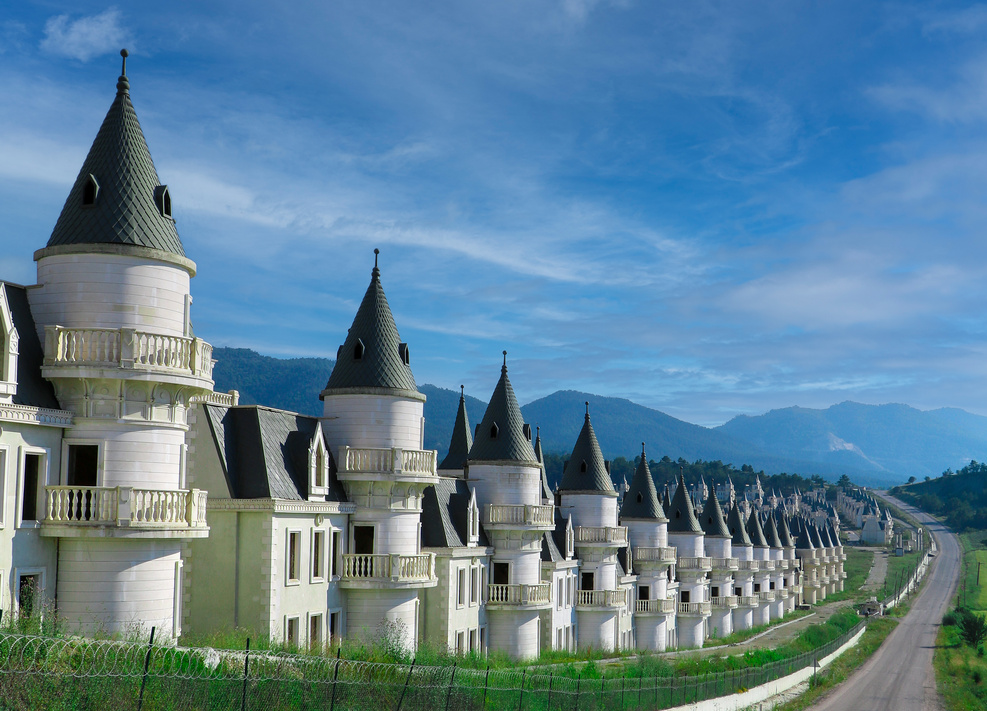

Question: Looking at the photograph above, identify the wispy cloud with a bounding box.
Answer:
[40,8,130,62]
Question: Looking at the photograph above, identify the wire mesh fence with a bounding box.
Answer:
[0,619,866,711]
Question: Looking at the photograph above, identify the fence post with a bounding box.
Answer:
[137,626,156,711]
[240,637,251,711]
[395,657,416,711]
[328,647,341,711]
[445,663,457,711]
[574,670,581,711]
[637,675,642,707]
[482,665,490,711]
[517,668,526,711]
[547,672,554,711]
[599,673,605,707]
[620,676,625,709]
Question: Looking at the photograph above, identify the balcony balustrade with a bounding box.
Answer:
[484,504,554,528]
[42,485,207,537]
[340,553,436,586]
[337,446,436,479]
[635,598,676,614]
[677,601,712,616]
[632,546,677,564]
[757,590,776,602]
[710,595,739,608]
[677,556,712,572]
[776,559,789,570]
[738,595,759,607]
[736,560,760,572]
[487,583,551,608]
[777,589,790,599]
[710,557,739,571]
[575,589,627,609]
[760,560,776,571]
[574,526,628,546]
[44,326,213,380]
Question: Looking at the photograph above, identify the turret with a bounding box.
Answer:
[438,385,472,476]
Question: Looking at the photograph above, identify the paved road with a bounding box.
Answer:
[809,494,961,711]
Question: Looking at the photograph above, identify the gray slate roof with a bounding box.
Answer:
[323,262,418,395]
[2,284,60,410]
[468,359,537,463]
[777,513,795,547]
[795,522,815,550]
[764,513,783,548]
[438,389,472,471]
[747,509,768,547]
[727,502,752,546]
[202,404,345,501]
[48,61,185,257]
[421,478,489,548]
[809,524,824,548]
[535,428,554,501]
[620,445,664,520]
[699,486,730,537]
[558,408,615,494]
[667,473,703,533]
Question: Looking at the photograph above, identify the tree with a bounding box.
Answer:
[924,476,931,482]
[960,610,987,647]
[837,474,852,489]
[907,476,916,484]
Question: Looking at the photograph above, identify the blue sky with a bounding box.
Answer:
[3,1,987,426]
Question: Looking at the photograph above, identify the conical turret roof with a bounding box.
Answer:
[468,354,537,463]
[727,502,752,546]
[667,472,703,533]
[323,253,419,396]
[795,521,815,550]
[620,444,664,519]
[439,386,472,471]
[809,524,824,548]
[747,509,768,547]
[764,513,783,548]
[535,427,553,501]
[700,485,730,537]
[559,405,615,494]
[662,484,672,512]
[47,51,186,258]
[777,513,795,547]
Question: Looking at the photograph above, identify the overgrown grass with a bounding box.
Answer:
[816,548,874,604]
[883,550,924,599]
[709,608,811,647]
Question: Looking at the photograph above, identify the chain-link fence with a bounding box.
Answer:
[0,619,865,711]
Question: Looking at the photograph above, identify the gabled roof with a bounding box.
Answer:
[699,485,730,537]
[202,403,345,501]
[1,284,60,409]
[47,52,186,258]
[323,254,419,396]
[438,386,472,471]
[559,405,615,494]
[746,509,768,547]
[728,502,752,546]
[667,472,702,533]
[764,513,783,548]
[468,354,537,463]
[620,444,664,520]
[421,478,489,548]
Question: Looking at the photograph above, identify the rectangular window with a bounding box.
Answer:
[18,574,41,618]
[286,617,300,647]
[287,531,301,584]
[480,627,486,654]
[557,578,564,609]
[173,560,184,638]
[20,454,42,523]
[456,631,465,654]
[711,586,719,598]
[735,586,742,597]
[638,585,650,601]
[567,576,573,606]
[470,566,479,605]
[353,525,374,555]
[481,566,489,601]
[754,583,761,593]
[681,590,690,604]
[469,628,477,652]
[770,581,776,590]
[581,572,594,591]
[493,562,509,585]
[312,530,326,581]
[331,530,341,578]
[329,611,340,643]
[457,567,466,607]
[309,613,323,649]
[66,445,98,487]
[0,449,6,528]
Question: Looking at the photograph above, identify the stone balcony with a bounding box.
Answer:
[737,595,759,607]
[635,598,676,615]
[777,588,790,599]
[336,446,437,483]
[41,485,208,539]
[776,559,790,570]
[574,526,628,547]
[633,546,677,565]
[677,601,712,616]
[43,326,214,384]
[484,504,554,530]
[340,553,437,589]
[760,560,776,571]
[736,559,760,572]
[710,595,739,608]
[677,556,712,572]
[487,583,552,610]
[575,588,627,609]
[710,557,739,572]
[757,590,777,603]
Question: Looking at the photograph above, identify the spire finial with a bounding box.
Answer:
[373,248,380,276]
[116,48,130,95]
[641,442,646,458]
[585,401,590,418]
[536,425,540,436]
[460,384,465,399]
[502,350,507,370]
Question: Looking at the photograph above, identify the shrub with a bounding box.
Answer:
[959,611,987,647]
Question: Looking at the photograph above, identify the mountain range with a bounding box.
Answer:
[211,347,987,486]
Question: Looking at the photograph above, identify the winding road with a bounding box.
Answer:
[809,495,961,711]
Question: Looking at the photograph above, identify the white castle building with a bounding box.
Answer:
[0,54,845,657]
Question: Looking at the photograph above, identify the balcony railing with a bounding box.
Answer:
[758,590,776,602]
[341,553,435,584]
[760,560,776,571]
[635,598,675,614]
[485,504,554,528]
[633,546,677,564]
[575,589,627,608]
[736,560,760,572]
[487,583,551,607]
[776,559,790,570]
[574,526,628,546]
[677,556,712,571]
[710,557,739,571]
[44,326,213,380]
[777,589,790,599]
[43,486,207,530]
[711,595,739,608]
[738,595,759,607]
[337,446,437,479]
[677,601,711,615]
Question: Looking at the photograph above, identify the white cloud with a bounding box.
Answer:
[40,8,129,62]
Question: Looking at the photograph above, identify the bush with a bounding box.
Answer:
[959,611,987,647]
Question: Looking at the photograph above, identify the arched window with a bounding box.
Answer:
[398,343,410,366]
[490,423,499,439]
[353,339,365,361]
[154,185,172,218]
[82,175,99,206]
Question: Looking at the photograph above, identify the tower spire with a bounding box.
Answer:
[117,49,130,95]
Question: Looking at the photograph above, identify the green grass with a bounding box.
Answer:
[709,609,811,647]
[883,550,924,599]
[817,548,874,604]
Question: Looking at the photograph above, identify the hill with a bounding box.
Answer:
[211,347,331,416]
[891,461,987,531]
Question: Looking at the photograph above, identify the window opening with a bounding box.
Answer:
[331,530,341,577]
[493,562,509,585]
[154,185,172,218]
[312,530,325,580]
[286,617,299,647]
[489,423,499,439]
[398,343,410,366]
[581,572,594,591]
[82,175,99,206]
[353,339,365,361]
[580,460,587,473]
[681,590,691,603]
[638,585,650,601]
[353,525,374,555]
[21,454,41,522]
[18,574,40,619]
[310,614,323,649]
[287,532,301,583]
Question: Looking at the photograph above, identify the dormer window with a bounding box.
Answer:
[467,488,480,547]
[154,185,172,219]
[580,460,587,473]
[308,431,330,500]
[82,175,99,206]
[353,339,365,361]
[398,342,410,366]
[637,492,643,503]
[522,423,531,441]
[490,423,499,439]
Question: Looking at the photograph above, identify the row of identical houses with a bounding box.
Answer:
[0,54,845,658]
